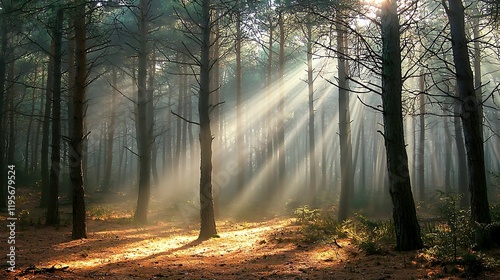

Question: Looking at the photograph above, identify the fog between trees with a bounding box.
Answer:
[0,0,499,248]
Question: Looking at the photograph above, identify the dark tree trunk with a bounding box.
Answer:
[67,26,75,194]
[134,0,152,224]
[381,0,423,251]
[198,0,217,240]
[277,11,285,191]
[359,106,366,196]
[147,55,158,187]
[306,21,316,207]
[103,67,117,190]
[265,18,274,197]
[321,108,327,192]
[443,115,452,193]
[32,70,44,172]
[444,0,491,248]
[25,66,37,173]
[454,98,469,208]
[236,5,244,192]
[418,75,425,201]
[209,15,220,217]
[174,54,184,187]
[40,39,55,208]
[337,18,353,222]
[46,8,64,226]
[95,130,103,187]
[7,62,15,165]
[71,0,87,239]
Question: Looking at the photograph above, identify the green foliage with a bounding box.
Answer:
[421,192,473,263]
[294,205,320,224]
[87,205,113,220]
[341,213,394,255]
[419,192,500,277]
[294,206,341,243]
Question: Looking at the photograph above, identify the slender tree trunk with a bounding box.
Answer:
[71,0,87,239]
[32,69,44,172]
[46,8,63,226]
[359,107,366,196]
[7,62,15,165]
[472,2,482,126]
[174,54,183,187]
[25,66,37,173]
[209,13,220,216]
[454,98,469,207]
[277,11,286,192]
[444,0,491,248]
[148,55,158,187]
[40,39,55,208]
[181,75,188,179]
[418,75,425,201]
[96,130,103,187]
[67,25,75,194]
[265,18,274,198]
[444,115,452,193]
[321,107,327,192]
[337,18,352,222]
[306,21,316,206]
[165,85,173,171]
[117,127,125,187]
[198,0,217,240]
[134,0,152,223]
[381,0,423,251]
[103,67,117,190]
[236,5,244,192]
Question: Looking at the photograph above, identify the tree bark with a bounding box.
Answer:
[148,57,158,187]
[418,74,425,201]
[40,39,55,208]
[381,0,423,251]
[25,65,37,173]
[444,0,491,248]
[236,4,244,192]
[443,115,452,193]
[306,21,316,207]
[265,16,274,198]
[198,0,217,240]
[454,98,469,208]
[321,107,327,192]
[134,0,152,223]
[6,61,15,165]
[71,0,87,239]
[209,13,220,216]
[46,8,64,226]
[277,11,286,192]
[32,69,44,172]
[102,67,117,190]
[337,17,353,222]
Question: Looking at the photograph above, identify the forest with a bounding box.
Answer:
[0,0,499,279]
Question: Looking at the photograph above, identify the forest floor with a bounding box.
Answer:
[1,187,500,280]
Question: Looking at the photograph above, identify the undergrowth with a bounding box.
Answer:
[293,205,340,244]
[419,192,500,278]
[295,196,500,278]
[341,213,394,255]
[294,206,393,254]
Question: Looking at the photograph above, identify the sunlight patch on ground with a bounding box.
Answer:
[44,219,292,272]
